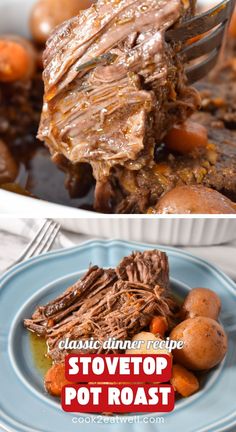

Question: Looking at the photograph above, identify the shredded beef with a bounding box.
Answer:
[38,0,199,211]
[24,250,177,362]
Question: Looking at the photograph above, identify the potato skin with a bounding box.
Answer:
[170,317,227,370]
[153,185,236,214]
[30,0,94,44]
[182,288,221,321]
[126,332,171,357]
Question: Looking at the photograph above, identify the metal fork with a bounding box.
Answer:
[75,0,235,84]
[6,219,60,270]
[165,0,236,83]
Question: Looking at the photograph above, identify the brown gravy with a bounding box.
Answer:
[24,147,95,209]
[29,332,52,376]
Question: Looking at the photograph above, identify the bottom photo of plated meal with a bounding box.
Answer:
[0,217,236,432]
[24,249,227,401]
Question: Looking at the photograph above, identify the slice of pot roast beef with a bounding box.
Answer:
[38,0,200,211]
[116,250,169,288]
[24,250,177,362]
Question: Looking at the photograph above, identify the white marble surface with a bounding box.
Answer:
[0,219,236,281]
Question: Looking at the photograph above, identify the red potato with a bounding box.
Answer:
[44,363,71,397]
[164,120,208,154]
[170,317,228,371]
[30,0,95,45]
[152,185,236,214]
[181,288,221,321]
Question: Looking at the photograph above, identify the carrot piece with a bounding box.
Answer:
[229,8,236,38]
[186,29,211,47]
[171,364,199,397]
[0,40,31,82]
[149,316,168,337]
[164,120,208,154]
[44,363,70,397]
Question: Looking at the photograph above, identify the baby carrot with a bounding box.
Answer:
[149,316,168,337]
[171,364,199,397]
[164,120,208,154]
[0,38,35,82]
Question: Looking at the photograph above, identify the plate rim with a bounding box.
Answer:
[1,238,236,293]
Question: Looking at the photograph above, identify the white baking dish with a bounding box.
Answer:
[56,217,236,246]
[0,0,95,218]
[1,0,235,247]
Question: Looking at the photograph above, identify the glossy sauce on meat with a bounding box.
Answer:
[38,0,199,211]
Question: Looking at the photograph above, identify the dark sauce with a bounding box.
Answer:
[24,147,95,208]
[0,70,95,209]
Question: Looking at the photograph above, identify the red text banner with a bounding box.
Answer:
[65,354,172,383]
[61,384,175,413]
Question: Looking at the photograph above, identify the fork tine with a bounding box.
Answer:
[43,223,61,253]
[13,219,49,264]
[180,22,225,62]
[35,223,60,256]
[185,48,220,84]
[23,220,54,261]
[165,0,235,43]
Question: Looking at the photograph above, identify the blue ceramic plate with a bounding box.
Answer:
[0,240,236,432]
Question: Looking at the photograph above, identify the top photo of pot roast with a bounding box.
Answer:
[0,0,236,214]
